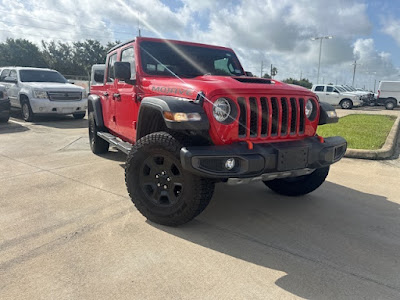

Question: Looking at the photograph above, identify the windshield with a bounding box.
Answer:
[335,86,346,92]
[139,41,244,78]
[19,70,67,83]
[341,86,352,92]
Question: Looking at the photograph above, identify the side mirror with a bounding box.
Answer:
[68,80,75,84]
[245,71,254,77]
[114,62,131,81]
[4,77,17,84]
[93,70,104,83]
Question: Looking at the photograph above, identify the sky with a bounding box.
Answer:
[1,0,400,91]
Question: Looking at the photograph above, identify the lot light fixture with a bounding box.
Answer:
[311,36,333,84]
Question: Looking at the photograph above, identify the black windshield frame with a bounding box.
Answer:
[139,41,245,78]
[19,70,68,83]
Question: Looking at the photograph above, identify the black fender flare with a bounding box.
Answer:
[318,102,339,125]
[87,94,104,128]
[137,96,209,136]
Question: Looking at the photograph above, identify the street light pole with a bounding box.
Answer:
[311,36,333,84]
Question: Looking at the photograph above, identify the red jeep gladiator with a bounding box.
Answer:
[88,37,346,226]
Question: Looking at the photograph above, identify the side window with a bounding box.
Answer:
[107,53,117,83]
[326,86,333,92]
[0,69,10,81]
[121,47,136,79]
[315,86,324,92]
[9,70,17,80]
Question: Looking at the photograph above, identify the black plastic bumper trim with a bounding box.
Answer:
[180,136,347,178]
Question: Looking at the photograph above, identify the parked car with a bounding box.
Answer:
[90,64,105,88]
[311,84,363,109]
[341,85,374,105]
[0,67,88,122]
[376,81,400,110]
[0,84,10,123]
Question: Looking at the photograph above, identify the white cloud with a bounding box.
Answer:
[382,17,400,46]
[0,0,398,89]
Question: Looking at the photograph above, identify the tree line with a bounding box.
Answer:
[0,38,119,78]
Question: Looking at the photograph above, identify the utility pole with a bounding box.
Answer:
[311,36,333,84]
[260,61,264,78]
[352,60,361,86]
[270,64,273,78]
[300,70,302,80]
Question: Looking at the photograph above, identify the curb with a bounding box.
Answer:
[344,115,400,159]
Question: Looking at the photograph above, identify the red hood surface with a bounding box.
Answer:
[140,75,315,101]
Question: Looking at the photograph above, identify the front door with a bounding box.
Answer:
[115,46,139,143]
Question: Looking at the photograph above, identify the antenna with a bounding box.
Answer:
[137,12,142,37]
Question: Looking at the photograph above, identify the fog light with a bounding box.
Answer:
[225,158,235,170]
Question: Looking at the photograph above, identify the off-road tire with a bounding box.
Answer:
[88,112,109,154]
[340,99,353,109]
[0,111,10,123]
[263,166,330,196]
[73,112,86,119]
[125,131,215,226]
[385,99,396,110]
[21,99,34,122]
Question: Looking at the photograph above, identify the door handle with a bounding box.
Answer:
[113,93,121,100]
[103,92,109,97]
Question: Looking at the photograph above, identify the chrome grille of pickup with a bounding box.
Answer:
[47,91,82,101]
[237,96,306,139]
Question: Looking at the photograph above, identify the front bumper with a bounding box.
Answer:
[181,136,347,178]
[30,98,88,114]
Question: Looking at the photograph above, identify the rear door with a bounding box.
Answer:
[103,52,118,132]
[115,45,139,143]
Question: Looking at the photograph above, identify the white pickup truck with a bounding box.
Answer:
[0,67,88,121]
[311,84,363,109]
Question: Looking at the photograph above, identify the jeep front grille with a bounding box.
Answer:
[48,92,82,101]
[237,96,306,139]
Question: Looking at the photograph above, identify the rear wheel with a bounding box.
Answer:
[263,167,330,196]
[88,112,109,154]
[125,132,215,226]
[340,99,353,109]
[21,99,34,122]
[385,99,396,110]
[73,112,86,119]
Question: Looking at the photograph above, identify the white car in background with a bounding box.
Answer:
[311,84,363,109]
[0,67,88,122]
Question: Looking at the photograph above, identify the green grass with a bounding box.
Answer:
[317,114,396,150]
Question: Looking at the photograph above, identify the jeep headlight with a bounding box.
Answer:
[82,90,88,98]
[305,99,318,121]
[33,90,48,99]
[305,99,314,119]
[213,98,231,123]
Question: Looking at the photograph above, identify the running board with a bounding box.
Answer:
[97,132,132,154]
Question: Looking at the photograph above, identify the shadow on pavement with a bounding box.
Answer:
[0,121,30,134]
[10,110,88,129]
[152,181,400,299]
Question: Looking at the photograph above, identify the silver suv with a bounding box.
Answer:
[0,67,88,122]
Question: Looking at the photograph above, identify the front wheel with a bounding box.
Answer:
[263,167,330,196]
[0,111,10,123]
[21,100,34,122]
[125,132,215,226]
[340,99,353,109]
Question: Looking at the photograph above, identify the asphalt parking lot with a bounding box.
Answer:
[1,109,400,300]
